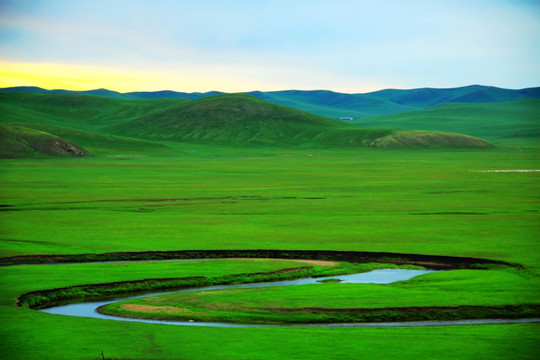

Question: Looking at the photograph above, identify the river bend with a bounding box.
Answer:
[40,268,540,328]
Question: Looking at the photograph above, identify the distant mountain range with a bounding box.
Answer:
[0,86,221,100]
[3,85,539,119]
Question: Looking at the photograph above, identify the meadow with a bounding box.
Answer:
[354,99,540,147]
[1,143,539,359]
[0,88,539,359]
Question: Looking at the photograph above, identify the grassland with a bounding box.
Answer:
[0,87,539,359]
[1,143,539,359]
[1,148,538,264]
[353,99,540,147]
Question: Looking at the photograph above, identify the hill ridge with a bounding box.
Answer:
[2,85,539,120]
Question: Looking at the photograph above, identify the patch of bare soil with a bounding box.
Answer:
[292,259,338,267]
[228,258,338,267]
[121,304,188,314]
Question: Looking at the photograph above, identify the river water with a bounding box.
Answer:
[40,268,540,328]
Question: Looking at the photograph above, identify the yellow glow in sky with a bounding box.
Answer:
[0,62,147,92]
[0,61,378,93]
[0,61,264,93]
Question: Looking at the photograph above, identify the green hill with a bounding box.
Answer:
[352,99,540,144]
[245,90,414,119]
[108,93,492,149]
[0,92,180,155]
[0,124,90,158]
[365,85,540,107]
[9,123,173,155]
[0,92,185,131]
[313,129,492,149]
[246,86,540,119]
[107,93,343,146]
[0,91,494,152]
[3,85,539,120]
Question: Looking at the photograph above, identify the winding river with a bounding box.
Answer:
[40,268,540,328]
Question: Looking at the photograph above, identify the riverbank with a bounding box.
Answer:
[1,249,515,268]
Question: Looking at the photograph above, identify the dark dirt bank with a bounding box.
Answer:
[0,249,516,268]
[98,304,540,325]
[255,304,540,323]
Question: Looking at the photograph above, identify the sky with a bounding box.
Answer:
[0,0,539,93]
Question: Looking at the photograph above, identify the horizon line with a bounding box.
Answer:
[2,83,538,96]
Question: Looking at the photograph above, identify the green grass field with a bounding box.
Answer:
[2,148,538,264]
[1,144,539,359]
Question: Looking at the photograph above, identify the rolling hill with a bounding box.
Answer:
[0,91,185,131]
[3,85,539,120]
[352,99,540,143]
[246,85,540,119]
[0,124,90,158]
[0,91,494,156]
[106,93,492,149]
[9,123,174,155]
[106,93,343,146]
